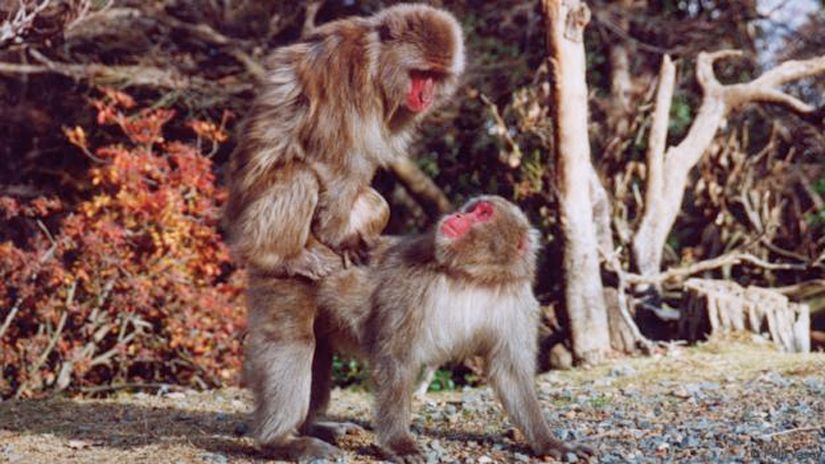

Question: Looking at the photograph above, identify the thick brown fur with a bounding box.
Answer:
[318,196,594,463]
[227,4,465,461]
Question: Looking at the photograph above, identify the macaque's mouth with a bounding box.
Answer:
[407,70,436,112]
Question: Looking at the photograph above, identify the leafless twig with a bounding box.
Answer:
[0,0,51,48]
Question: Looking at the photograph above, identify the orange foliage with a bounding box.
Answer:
[0,90,244,398]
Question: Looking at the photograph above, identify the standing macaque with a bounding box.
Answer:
[223,4,465,461]
[318,196,595,463]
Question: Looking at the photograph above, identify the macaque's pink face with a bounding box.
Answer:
[406,70,437,112]
[439,201,494,239]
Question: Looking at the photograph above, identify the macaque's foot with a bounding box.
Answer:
[537,438,595,461]
[383,435,425,464]
[304,420,364,444]
[263,436,343,462]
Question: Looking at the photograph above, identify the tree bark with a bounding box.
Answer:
[543,0,610,365]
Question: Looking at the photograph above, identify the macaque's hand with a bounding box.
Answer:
[285,244,343,280]
[330,234,373,268]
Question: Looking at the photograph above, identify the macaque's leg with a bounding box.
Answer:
[373,356,423,464]
[300,337,363,444]
[487,344,594,460]
[414,364,437,400]
[245,277,341,460]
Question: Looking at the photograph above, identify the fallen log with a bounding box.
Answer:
[679,278,810,353]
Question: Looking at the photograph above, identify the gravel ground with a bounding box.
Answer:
[1,335,824,463]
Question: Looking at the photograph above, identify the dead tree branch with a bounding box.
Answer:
[302,1,324,37]
[0,49,252,94]
[633,51,825,277]
[0,0,51,48]
[390,158,452,218]
[624,250,807,286]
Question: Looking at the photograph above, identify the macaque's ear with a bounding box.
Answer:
[517,233,528,256]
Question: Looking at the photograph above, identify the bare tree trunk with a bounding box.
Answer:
[543,0,610,365]
[605,0,634,137]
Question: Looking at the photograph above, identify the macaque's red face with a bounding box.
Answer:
[406,70,437,112]
[439,201,494,239]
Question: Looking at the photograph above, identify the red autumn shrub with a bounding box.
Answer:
[0,89,244,398]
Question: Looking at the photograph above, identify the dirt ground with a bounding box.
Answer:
[2,335,824,463]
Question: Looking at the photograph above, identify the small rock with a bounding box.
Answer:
[478,456,493,463]
[233,421,249,436]
[200,452,227,464]
[680,435,699,447]
[1,444,22,463]
[67,440,91,450]
[671,387,691,399]
[760,372,790,387]
[594,378,614,387]
[620,388,640,398]
[555,429,573,441]
[429,440,445,453]
[165,391,186,400]
[803,376,824,394]
[564,451,579,463]
[514,452,530,462]
[750,333,770,344]
[608,366,636,377]
[550,343,574,370]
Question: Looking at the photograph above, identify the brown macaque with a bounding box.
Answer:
[224,3,465,278]
[318,196,595,463]
[226,4,465,461]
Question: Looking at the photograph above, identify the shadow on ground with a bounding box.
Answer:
[0,395,525,461]
[0,397,262,459]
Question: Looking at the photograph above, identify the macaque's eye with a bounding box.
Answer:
[469,201,494,222]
